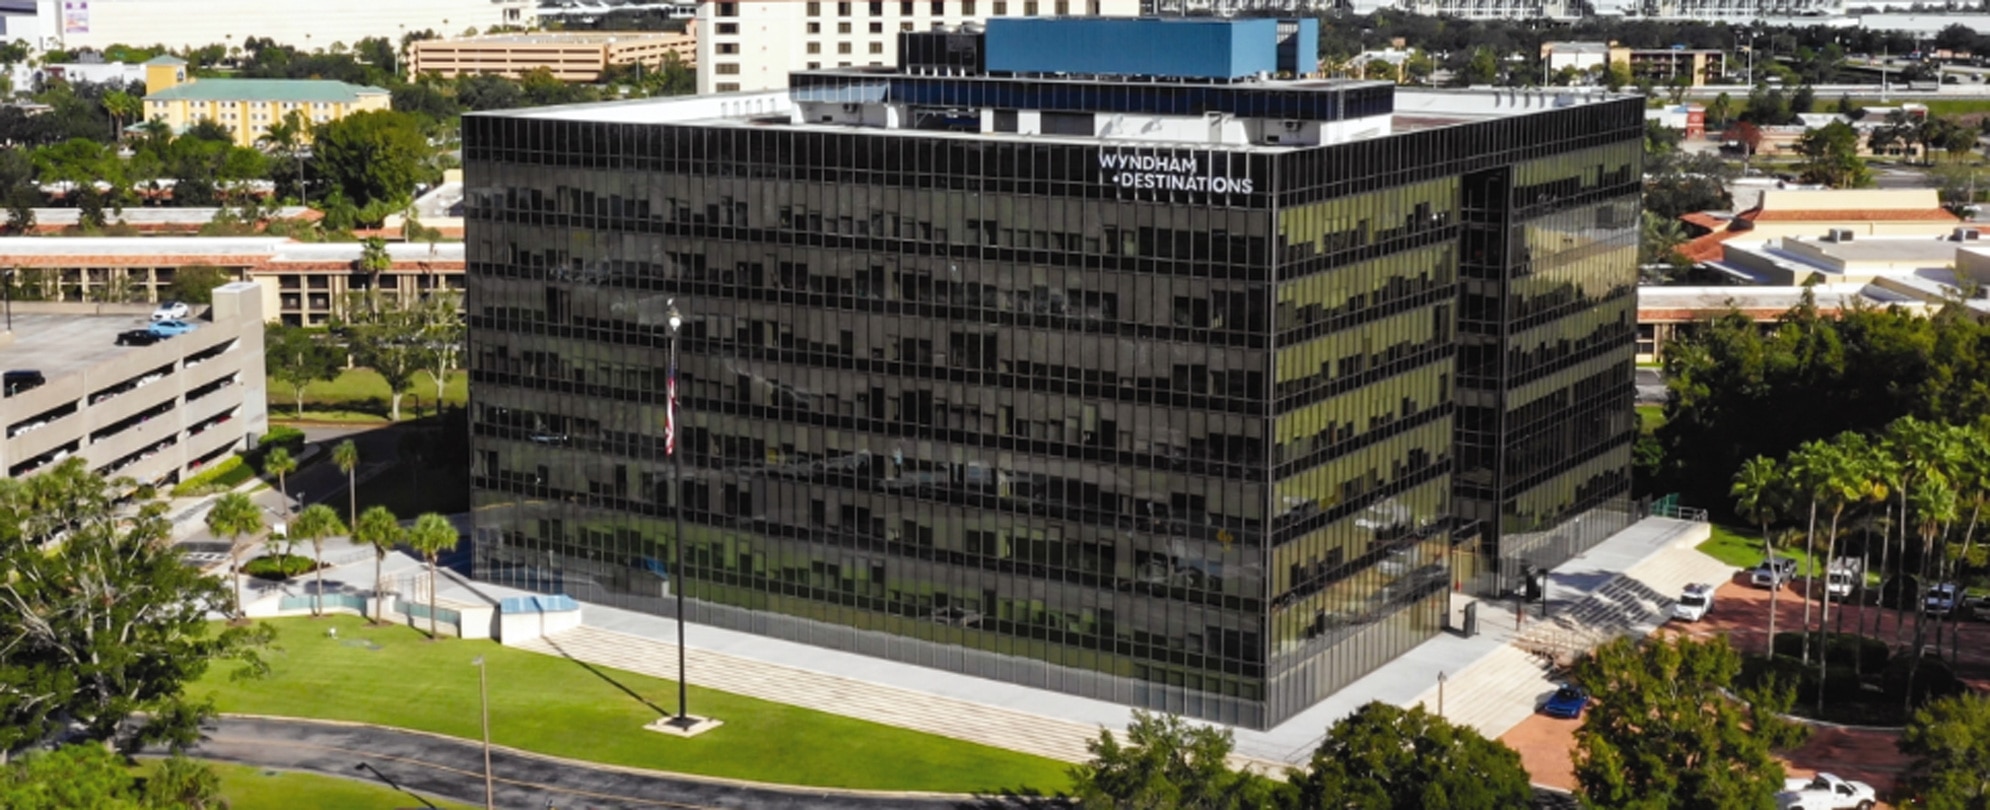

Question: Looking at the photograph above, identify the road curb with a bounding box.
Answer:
[214,713,1006,801]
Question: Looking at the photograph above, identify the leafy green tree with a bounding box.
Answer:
[419,289,464,407]
[1796,121,1872,188]
[204,490,265,618]
[312,109,433,216]
[290,503,347,617]
[0,460,273,754]
[1572,635,1806,810]
[140,755,227,810]
[167,264,232,304]
[1707,92,1733,128]
[348,292,426,421]
[406,512,461,639]
[264,324,343,418]
[1603,60,1631,91]
[1070,710,1269,809]
[1285,702,1530,810]
[353,505,404,624]
[1901,692,1990,809]
[0,744,144,809]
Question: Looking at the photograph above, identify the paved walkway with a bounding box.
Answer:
[241,516,1728,774]
[182,715,989,809]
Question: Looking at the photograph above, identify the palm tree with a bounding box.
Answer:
[356,236,391,314]
[1732,454,1785,652]
[1787,440,1832,664]
[1814,432,1885,714]
[353,505,404,625]
[289,503,347,617]
[406,512,460,640]
[103,90,142,140]
[263,446,298,555]
[1904,477,1957,714]
[258,110,310,205]
[204,492,264,619]
[332,439,360,528]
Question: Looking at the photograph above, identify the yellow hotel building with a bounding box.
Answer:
[139,56,391,147]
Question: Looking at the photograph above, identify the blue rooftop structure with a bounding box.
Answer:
[983,18,1317,81]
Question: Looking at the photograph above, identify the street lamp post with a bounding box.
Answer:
[1437,671,1448,718]
[472,656,493,810]
[667,301,689,728]
[3,268,13,333]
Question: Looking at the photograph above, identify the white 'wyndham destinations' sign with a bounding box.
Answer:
[1099,151,1255,195]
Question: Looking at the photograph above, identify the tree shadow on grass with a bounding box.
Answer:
[958,786,1073,808]
[542,636,672,719]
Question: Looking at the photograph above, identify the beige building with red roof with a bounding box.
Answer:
[0,237,464,327]
[1674,188,1965,266]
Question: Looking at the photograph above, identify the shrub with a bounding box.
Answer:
[260,426,306,451]
[170,455,256,496]
[242,554,315,580]
[1771,632,1890,672]
[1883,655,1967,709]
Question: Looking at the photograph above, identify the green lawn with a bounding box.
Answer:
[1637,405,1666,434]
[136,759,476,810]
[194,616,1074,794]
[277,369,468,421]
[1698,523,1828,576]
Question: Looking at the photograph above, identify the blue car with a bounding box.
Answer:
[1540,684,1590,719]
[148,319,198,336]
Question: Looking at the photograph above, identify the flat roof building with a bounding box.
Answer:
[0,282,268,488]
[140,57,390,148]
[692,0,1142,95]
[0,236,465,326]
[464,17,1642,729]
[7,0,534,53]
[410,31,699,82]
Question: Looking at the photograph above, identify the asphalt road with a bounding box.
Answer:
[183,716,1057,810]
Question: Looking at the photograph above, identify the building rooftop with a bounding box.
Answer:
[430,31,689,45]
[1637,283,1925,315]
[142,55,188,66]
[0,236,465,266]
[0,310,173,381]
[145,78,389,104]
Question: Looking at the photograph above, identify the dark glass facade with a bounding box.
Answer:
[461,91,1644,729]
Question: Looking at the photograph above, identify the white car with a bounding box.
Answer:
[151,300,190,321]
[1925,583,1962,616]
[1673,583,1715,622]
[1777,773,1876,810]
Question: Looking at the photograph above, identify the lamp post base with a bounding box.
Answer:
[644,715,723,738]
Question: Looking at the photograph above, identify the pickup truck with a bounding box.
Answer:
[1777,773,1876,810]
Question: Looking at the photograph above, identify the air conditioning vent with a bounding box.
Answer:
[842,103,861,113]
[1282,120,1302,131]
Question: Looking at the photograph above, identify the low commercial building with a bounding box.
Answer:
[1541,42,1727,86]
[1674,188,1963,265]
[1541,41,1610,74]
[0,237,465,326]
[0,283,269,488]
[139,56,390,148]
[410,30,698,81]
[1640,230,1986,362]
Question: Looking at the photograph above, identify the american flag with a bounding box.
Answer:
[665,360,678,456]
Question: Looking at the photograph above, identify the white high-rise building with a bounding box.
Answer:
[694,0,1141,95]
[6,0,537,52]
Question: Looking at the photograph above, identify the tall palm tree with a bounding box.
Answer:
[332,440,360,528]
[1732,454,1785,652]
[1882,417,1938,648]
[258,109,310,205]
[263,446,298,556]
[102,90,141,140]
[356,237,391,314]
[1904,477,1958,714]
[1814,432,1884,714]
[1787,440,1833,665]
[406,513,460,640]
[204,492,264,619]
[353,505,404,625]
[289,503,347,617]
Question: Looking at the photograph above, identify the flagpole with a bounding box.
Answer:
[667,301,688,727]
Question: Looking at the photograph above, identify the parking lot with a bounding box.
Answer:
[1498,574,1989,805]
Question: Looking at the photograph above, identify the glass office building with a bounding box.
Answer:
[462,17,1642,729]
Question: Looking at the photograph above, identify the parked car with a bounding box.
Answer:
[1777,773,1876,810]
[151,300,190,321]
[115,329,162,346]
[3,369,45,397]
[148,319,198,336]
[1924,583,1963,616]
[1751,556,1799,589]
[1540,683,1590,719]
[1825,558,1865,600]
[1673,583,1715,622]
